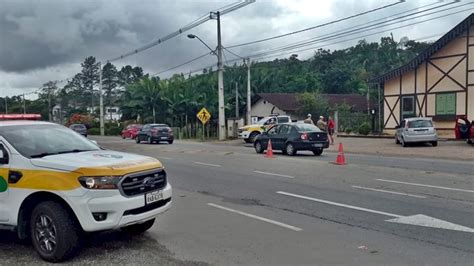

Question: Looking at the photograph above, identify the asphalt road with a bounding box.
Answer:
[1,137,473,265]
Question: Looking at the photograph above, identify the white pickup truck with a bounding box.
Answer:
[238,115,292,143]
[0,120,172,262]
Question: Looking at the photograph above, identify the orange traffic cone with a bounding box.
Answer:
[265,139,275,158]
[335,143,346,165]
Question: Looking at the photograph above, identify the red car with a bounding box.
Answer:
[454,116,473,144]
[121,124,143,139]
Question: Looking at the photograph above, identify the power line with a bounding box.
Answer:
[226,0,405,49]
[155,52,211,75]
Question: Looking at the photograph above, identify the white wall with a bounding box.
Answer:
[251,99,287,118]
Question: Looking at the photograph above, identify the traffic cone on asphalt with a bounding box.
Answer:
[265,139,275,158]
[335,143,346,165]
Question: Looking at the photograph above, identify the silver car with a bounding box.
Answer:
[395,118,437,147]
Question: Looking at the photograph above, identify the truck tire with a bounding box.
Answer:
[249,132,260,143]
[30,201,83,262]
[122,219,155,235]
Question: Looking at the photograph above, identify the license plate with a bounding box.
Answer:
[312,143,323,147]
[161,137,168,140]
[146,190,163,204]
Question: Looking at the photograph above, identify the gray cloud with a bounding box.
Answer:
[0,0,471,93]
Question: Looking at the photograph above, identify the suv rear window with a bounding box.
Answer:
[408,120,432,128]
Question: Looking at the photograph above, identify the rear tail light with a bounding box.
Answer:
[301,133,308,140]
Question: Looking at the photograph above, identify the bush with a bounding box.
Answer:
[358,122,371,135]
[105,123,123,136]
[345,127,352,134]
[88,128,100,135]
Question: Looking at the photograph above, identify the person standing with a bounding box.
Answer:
[316,115,327,131]
[327,116,335,145]
[304,114,314,125]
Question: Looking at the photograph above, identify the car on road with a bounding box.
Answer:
[254,123,329,156]
[121,124,143,139]
[69,123,88,137]
[395,118,438,147]
[239,115,292,143]
[0,120,172,262]
[454,116,474,145]
[136,124,174,144]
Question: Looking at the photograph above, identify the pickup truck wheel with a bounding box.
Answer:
[254,141,264,154]
[249,132,259,143]
[312,148,323,156]
[286,143,296,156]
[122,219,155,235]
[30,201,82,262]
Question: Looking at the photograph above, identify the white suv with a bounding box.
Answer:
[0,121,172,262]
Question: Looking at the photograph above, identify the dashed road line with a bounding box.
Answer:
[253,171,295,179]
[376,179,474,193]
[194,162,222,168]
[351,185,427,199]
[207,203,302,231]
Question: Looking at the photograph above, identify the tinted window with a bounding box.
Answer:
[0,124,99,158]
[296,124,321,132]
[408,120,432,128]
[267,125,279,135]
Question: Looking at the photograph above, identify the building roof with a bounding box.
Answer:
[372,13,474,83]
[256,93,370,112]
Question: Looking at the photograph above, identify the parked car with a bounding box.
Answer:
[395,118,437,147]
[454,115,474,144]
[136,124,174,144]
[69,123,87,137]
[239,115,292,143]
[254,123,329,156]
[121,124,143,139]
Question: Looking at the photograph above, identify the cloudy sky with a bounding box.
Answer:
[1,0,472,97]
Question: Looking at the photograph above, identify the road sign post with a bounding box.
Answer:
[197,108,211,140]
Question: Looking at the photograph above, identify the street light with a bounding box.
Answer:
[188,12,225,141]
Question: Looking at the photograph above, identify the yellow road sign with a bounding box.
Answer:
[197,107,211,124]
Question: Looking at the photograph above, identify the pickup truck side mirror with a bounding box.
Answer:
[0,145,9,165]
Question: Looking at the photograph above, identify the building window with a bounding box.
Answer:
[401,96,415,119]
[436,93,456,116]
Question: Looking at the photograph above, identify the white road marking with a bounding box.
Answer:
[253,171,295,179]
[376,179,474,193]
[207,203,302,232]
[277,191,402,218]
[351,185,427,199]
[194,162,222,168]
[277,191,474,233]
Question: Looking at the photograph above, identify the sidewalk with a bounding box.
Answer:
[325,136,473,161]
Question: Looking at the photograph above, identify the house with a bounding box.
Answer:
[373,13,474,136]
[251,93,370,121]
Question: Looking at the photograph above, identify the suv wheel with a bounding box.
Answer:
[254,141,264,154]
[122,219,155,235]
[249,132,259,143]
[30,201,82,262]
[286,143,296,156]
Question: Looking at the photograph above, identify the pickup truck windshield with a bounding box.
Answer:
[0,124,100,158]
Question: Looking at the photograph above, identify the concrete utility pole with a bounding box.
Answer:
[99,62,105,136]
[48,88,52,121]
[216,11,226,140]
[235,82,239,118]
[246,58,251,125]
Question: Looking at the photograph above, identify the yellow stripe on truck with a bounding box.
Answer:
[10,158,163,191]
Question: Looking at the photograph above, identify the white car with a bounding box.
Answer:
[0,121,172,262]
[395,118,438,147]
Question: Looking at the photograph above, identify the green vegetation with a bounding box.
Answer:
[358,122,372,135]
[0,36,430,138]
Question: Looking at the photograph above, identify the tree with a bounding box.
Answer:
[124,76,163,123]
[40,81,58,121]
[296,92,329,119]
[118,65,144,88]
[102,62,119,119]
[80,56,100,111]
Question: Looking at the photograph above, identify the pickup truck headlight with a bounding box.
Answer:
[78,176,121,189]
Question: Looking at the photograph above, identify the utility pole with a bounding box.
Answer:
[377,83,381,133]
[246,58,251,125]
[216,11,225,140]
[99,62,105,136]
[48,87,52,121]
[22,94,26,114]
[235,82,239,118]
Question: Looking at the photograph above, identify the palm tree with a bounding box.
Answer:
[122,76,163,123]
